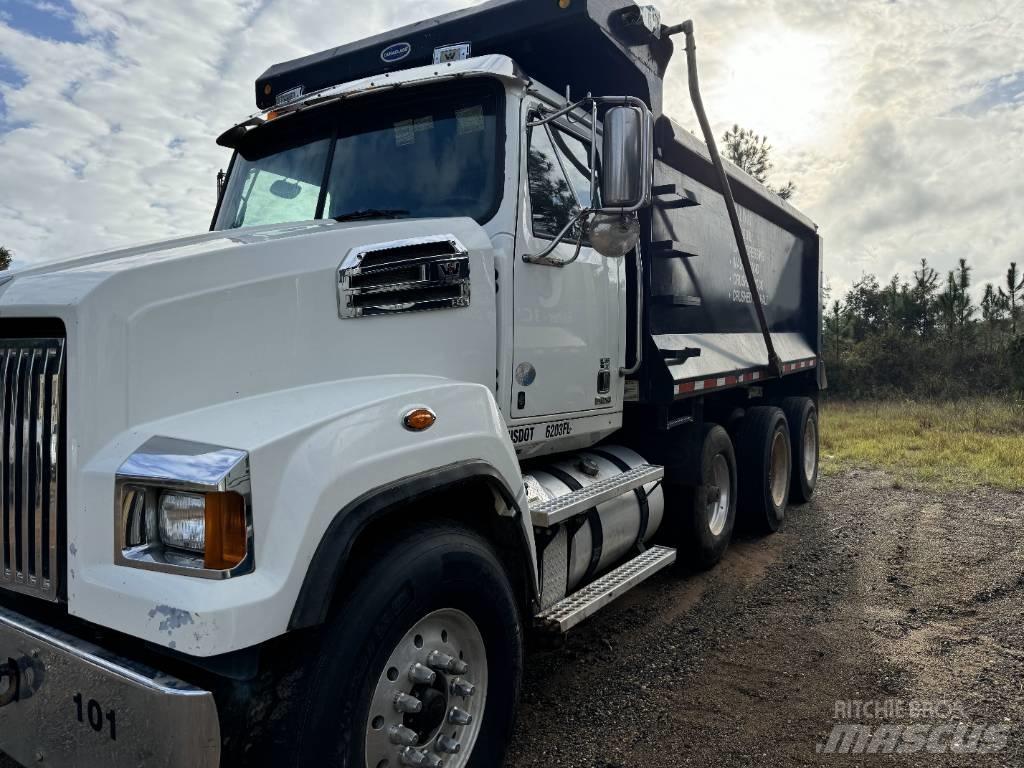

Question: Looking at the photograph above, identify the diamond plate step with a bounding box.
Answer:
[529,463,664,528]
[536,545,677,633]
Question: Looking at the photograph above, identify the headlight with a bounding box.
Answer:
[116,437,253,578]
[159,492,206,552]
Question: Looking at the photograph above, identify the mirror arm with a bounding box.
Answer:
[522,209,593,267]
[589,99,599,206]
[619,241,645,376]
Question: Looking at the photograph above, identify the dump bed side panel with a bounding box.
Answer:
[640,119,822,402]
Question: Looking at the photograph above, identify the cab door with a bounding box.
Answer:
[511,105,623,419]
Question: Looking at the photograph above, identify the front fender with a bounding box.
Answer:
[74,376,530,657]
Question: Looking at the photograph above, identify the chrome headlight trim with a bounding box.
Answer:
[114,437,255,580]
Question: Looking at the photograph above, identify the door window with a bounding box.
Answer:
[527,121,599,241]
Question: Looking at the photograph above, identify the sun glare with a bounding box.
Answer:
[714,23,836,148]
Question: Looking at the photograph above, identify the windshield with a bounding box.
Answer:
[214,80,503,230]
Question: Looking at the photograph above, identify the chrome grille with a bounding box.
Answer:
[0,337,65,603]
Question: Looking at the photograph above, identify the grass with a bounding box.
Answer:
[820,398,1024,491]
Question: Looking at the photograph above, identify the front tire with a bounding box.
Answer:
[292,522,523,768]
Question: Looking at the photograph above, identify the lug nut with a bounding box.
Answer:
[436,735,462,754]
[448,706,473,726]
[409,662,436,685]
[397,747,429,767]
[450,677,475,698]
[398,748,443,768]
[389,725,419,746]
[427,650,469,675]
[394,692,423,714]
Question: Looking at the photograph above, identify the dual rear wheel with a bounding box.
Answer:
[668,397,818,567]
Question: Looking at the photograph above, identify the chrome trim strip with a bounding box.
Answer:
[115,436,255,580]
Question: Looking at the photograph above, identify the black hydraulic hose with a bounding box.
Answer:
[668,20,782,377]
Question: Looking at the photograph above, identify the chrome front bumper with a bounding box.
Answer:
[0,605,220,767]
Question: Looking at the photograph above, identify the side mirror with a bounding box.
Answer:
[601,106,650,210]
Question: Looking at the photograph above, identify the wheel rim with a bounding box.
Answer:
[803,414,817,481]
[769,429,790,509]
[707,453,731,536]
[364,608,488,768]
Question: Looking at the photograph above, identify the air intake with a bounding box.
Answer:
[338,236,471,319]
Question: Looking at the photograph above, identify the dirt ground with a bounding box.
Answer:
[3,470,1022,767]
[506,470,1024,767]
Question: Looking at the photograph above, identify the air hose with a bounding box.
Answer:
[664,20,782,377]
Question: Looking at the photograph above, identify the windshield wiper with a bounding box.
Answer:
[333,208,410,222]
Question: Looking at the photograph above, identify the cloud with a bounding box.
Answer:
[0,0,1021,304]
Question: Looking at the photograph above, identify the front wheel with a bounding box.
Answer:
[291,522,523,768]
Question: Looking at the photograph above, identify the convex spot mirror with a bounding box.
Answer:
[588,213,640,258]
[601,105,646,209]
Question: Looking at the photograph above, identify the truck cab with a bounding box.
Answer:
[0,3,823,767]
[214,53,634,448]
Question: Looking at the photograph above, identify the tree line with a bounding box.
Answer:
[824,259,1024,399]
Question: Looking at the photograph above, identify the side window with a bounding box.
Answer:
[527,118,600,241]
[527,125,577,239]
[550,128,598,210]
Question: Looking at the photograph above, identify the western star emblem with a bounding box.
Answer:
[438,261,461,280]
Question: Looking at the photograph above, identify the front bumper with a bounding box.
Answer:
[0,605,220,767]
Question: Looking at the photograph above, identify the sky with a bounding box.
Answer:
[0,0,1022,300]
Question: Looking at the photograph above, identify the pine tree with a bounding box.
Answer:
[981,283,1005,352]
[721,125,797,200]
[824,300,848,365]
[998,262,1024,336]
[0,247,11,271]
[910,258,939,336]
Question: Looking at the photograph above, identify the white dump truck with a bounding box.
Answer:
[0,2,823,766]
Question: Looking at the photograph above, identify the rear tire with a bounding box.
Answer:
[664,423,737,569]
[289,522,523,768]
[780,396,818,503]
[732,406,791,535]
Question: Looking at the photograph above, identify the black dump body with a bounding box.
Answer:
[257,0,822,405]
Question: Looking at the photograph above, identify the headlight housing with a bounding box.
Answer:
[116,437,253,578]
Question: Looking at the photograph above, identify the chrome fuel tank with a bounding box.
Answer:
[524,445,664,608]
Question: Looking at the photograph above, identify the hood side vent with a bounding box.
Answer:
[338,235,471,319]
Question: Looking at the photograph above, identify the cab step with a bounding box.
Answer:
[529,463,664,528]
[535,545,677,633]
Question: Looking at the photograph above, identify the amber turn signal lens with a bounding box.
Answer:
[203,492,247,570]
[403,407,437,432]
[558,0,571,8]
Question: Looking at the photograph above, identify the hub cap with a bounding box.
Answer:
[769,429,790,509]
[706,453,731,536]
[803,414,817,481]
[364,609,487,768]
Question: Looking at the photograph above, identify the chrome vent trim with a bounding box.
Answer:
[0,337,65,603]
[337,235,471,319]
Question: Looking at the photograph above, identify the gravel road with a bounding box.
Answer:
[506,470,1024,766]
[4,470,1023,767]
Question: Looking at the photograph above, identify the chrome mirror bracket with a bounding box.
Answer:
[523,94,653,268]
